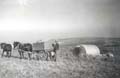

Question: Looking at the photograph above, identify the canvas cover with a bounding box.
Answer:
[33,42,44,51]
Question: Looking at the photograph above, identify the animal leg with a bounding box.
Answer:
[9,51,12,57]
[54,53,56,62]
[45,52,49,61]
[8,51,11,57]
[22,52,24,59]
[1,50,5,57]
[28,52,31,60]
[6,51,9,57]
[49,52,52,61]
[7,51,10,57]
[19,51,22,59]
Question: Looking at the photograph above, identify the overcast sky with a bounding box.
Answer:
[0,0,120,42]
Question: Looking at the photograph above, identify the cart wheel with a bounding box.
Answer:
[39,51,48,61]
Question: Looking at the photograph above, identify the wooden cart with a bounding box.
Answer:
[32,41,48,60]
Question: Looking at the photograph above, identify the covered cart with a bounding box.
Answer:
[32,41,48,60]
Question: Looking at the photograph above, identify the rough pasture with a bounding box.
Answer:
[0,45,120,78]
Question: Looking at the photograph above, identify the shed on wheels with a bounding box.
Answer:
[73,44,100,57]
[32,41,48,61]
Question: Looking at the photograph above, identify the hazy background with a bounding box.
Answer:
[0,0,120,42]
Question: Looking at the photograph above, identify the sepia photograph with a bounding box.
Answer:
[0,0,120,78]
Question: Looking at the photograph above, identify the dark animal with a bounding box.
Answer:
[13,41,32,59]
[0,43,6,49]
[0,43,12,57]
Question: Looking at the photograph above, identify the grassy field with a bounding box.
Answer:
[58,37,120,63]
[0,38,120,78]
